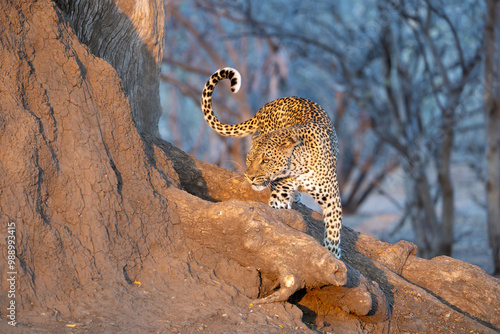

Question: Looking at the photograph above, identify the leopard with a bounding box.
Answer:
[201,67,342,259]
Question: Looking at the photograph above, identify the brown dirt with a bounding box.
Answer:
[0,1,499,333]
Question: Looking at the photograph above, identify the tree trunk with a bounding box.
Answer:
[408,167,449,258]
[438,120,455,256]
[484,0,500,276]
[0,0,499,332]
[55,0,165,136]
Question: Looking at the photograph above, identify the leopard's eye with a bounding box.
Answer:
[262,158,270,164]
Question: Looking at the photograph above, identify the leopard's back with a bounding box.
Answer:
[201,68,333,137]
[256,96,334,135]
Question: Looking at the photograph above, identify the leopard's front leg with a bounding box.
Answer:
[321,192,342,259]
[269,178,300,209]
[301,176,342,259]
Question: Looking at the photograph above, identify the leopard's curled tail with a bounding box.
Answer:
[201,67,259,137]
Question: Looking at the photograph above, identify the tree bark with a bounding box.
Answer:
[0,1,499,333]
[484,0,500,275]
[55,0,165,136]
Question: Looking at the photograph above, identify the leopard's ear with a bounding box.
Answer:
[281,135,302,154]
[251,133,262,143]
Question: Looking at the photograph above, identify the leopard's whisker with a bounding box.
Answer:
[222,159,246,172]
[226,174,244,182]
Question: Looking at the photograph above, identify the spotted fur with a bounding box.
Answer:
[201,67,342,259]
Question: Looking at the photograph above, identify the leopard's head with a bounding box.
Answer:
[244,133,302,191]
